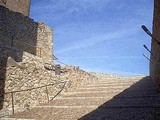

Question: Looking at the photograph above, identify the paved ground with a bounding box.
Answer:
[2,76,160,120]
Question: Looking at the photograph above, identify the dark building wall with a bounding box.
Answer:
[150,0,160,90]
[0,0,30,16]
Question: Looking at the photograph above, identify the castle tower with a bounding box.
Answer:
[0,0,31,16]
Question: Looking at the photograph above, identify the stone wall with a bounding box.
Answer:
[37,22,53,64]
[60,66,98,91]
[0,44,97,115]
[0,0,30,16]
[0,4,54,114]
[0,50,60,115]
[0,5,53,64]
[150,0,160,90]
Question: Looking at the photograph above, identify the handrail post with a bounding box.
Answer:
[11,92,14,115]
[50,81,66,101]
[45,86,49,102]
[40,47,41,57]
[4,82,67,114]
[141,25,160,45]
[11,36,14,46]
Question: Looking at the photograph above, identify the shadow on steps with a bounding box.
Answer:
[79,76,160,120]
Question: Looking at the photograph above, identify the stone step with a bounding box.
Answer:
[79,86,131,90]
[80,107,156,120]
[9,108,95,120]
[0,118,35,120]
[87,79,152,84]
[62,90,123,94]
[62,90,159,98]
[45,95,160,107]
[77,87,130,92]
[37,104,160,109]
[35,106,98,109]
[78,85,155,91]
[87,82,135,86]
[94,79,141,82]
[58,94,160,99]
[42,97,111,106]
[85,81,153,87]
[55,96,110,99]
[76,87,156,92]
[89,81,140,84]
[76,87,131,92]
[61,91,122,97]
[85,84,133,88]
[9,107,156,120]
[101,97,160,108]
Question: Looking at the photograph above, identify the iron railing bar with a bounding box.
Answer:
[143,54,153,63]
[143,44,156,59]
[11,92,14,115]
[5,81,66,94]
[4,80,67,115]
[141,25,160,45]
[46,86,49,102]
[50,81,67,101]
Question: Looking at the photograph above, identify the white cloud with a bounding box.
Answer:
[55,29,136,54]
[31,0,118,15]
[58,56,143,59]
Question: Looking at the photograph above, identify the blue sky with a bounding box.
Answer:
[30,0,153,76]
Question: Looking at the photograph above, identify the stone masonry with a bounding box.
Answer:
[0,0,30,16]
[0,0,54,115]
[150,0,160,90]
[0,44,96,115]
[0,5,53,64]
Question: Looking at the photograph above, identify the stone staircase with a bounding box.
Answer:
[2,75,160,120]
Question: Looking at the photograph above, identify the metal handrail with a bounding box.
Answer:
[141,25,160,45]
[143,44,156,59]
[4,80,67,115]
[143,54,153,63]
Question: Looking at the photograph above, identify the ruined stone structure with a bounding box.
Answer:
[150,0,160,90]
[0,0,30,16]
